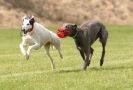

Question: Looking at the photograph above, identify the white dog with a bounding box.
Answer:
[19,15,63,70]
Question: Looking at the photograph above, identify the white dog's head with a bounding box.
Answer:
[21,15,35,34]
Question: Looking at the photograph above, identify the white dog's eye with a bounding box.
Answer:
[27,23,30,25]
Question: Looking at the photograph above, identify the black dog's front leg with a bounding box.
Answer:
[83,46,91,70]
[77,47,85,61]
[89,47,94,61]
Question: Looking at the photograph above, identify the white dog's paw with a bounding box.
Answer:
[25,53,29,60]
[60,55,63,59]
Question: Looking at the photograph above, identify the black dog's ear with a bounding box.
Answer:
[29,16,35,25]
[73,24,77,30]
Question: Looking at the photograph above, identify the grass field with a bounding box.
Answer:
[0,25,133,90]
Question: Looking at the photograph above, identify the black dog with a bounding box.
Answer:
[57,21,108,70]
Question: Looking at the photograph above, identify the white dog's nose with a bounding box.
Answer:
[21,29,27,34]
[22,29,25,31]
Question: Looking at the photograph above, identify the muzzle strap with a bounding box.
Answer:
[27,24,34,33]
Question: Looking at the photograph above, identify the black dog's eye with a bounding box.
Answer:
[27,23,30,25]
[65,26,68,28]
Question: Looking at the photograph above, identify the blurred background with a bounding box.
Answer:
[0,0,133,27]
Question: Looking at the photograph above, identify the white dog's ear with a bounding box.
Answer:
[22,15,28,21]
[31,16,34,19]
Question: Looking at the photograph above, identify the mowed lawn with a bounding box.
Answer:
[0,25,133,90]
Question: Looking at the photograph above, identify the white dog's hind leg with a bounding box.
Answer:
[57,48,63,59]
[44,43,55,70]
[54,42,63,59]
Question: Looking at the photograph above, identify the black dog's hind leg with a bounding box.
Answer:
[99,28,108,66]
[100,44,105,66]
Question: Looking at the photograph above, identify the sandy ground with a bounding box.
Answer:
[0,0,133,27]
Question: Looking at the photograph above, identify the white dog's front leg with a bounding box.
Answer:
[19,37,30,60]
[27,43,40,58]
[19,43,27,55]
[20,43,31,60]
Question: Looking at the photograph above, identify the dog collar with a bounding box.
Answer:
[72,27,80,39]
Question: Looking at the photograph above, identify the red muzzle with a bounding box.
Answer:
[56,27,71,38]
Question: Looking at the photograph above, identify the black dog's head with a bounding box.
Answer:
[57,23,78,38]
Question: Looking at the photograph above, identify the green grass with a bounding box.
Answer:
[0,25,133,90]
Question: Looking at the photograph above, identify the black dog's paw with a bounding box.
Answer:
[100,60,104,66]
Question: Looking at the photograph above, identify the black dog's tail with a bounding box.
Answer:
[98,23,108,45]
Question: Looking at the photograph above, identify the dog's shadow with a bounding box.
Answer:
[88,66,133,71]
[56,68,83,74]
[55,66,133,74]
